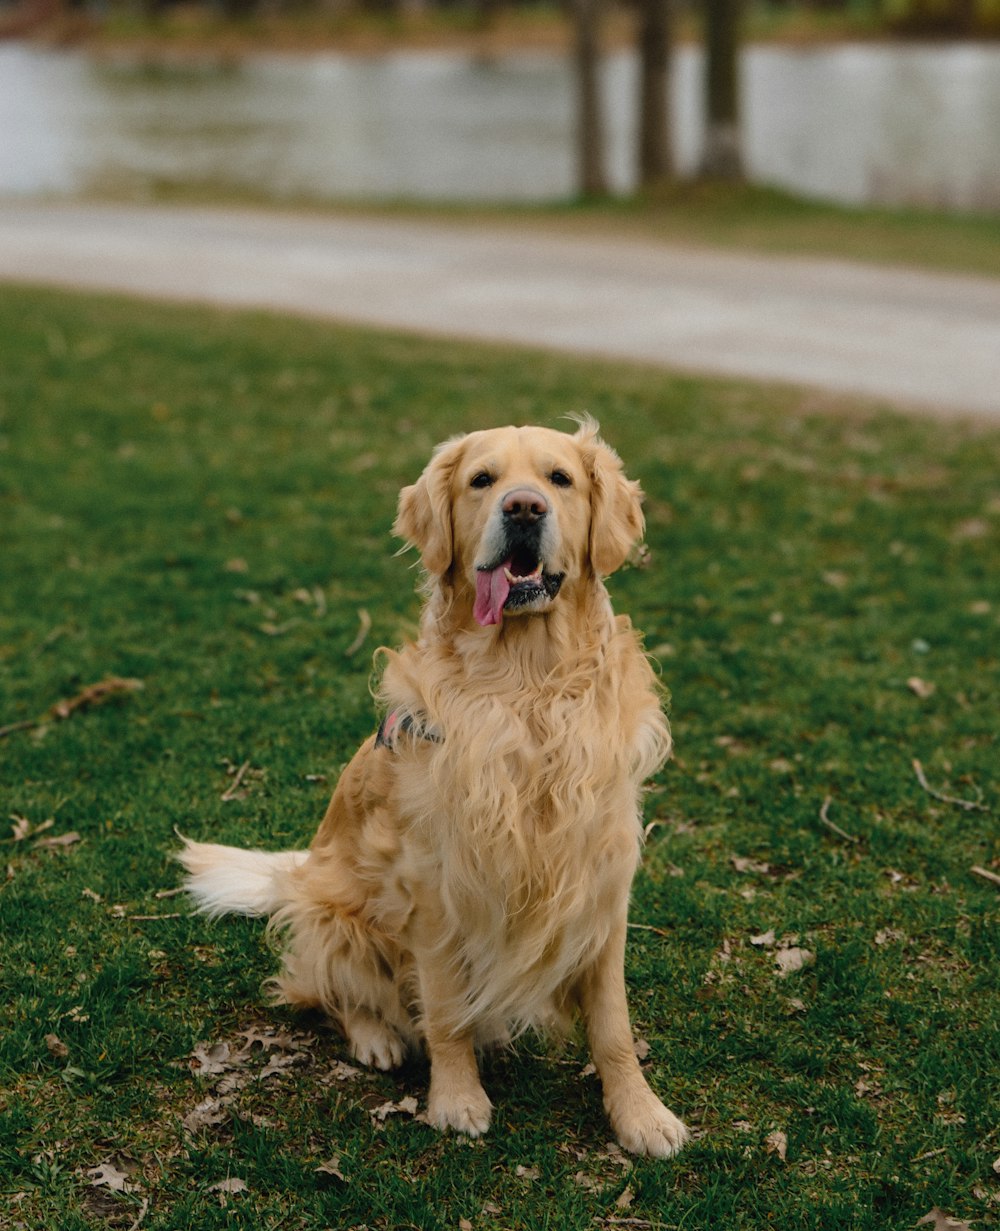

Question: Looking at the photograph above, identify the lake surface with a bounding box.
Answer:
[2,41,999,210]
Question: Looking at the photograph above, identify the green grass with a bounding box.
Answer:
[1,283,998,1230]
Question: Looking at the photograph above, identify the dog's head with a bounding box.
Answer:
[395,422,644,627]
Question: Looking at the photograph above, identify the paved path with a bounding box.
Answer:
[1,202,998,418]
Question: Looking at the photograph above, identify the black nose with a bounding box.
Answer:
[502,487,548,524]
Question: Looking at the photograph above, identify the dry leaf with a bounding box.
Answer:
[81,887,102,903]
[191,1041,238,1077]
[34,831,81,849]
[315,1156,347,1181]
[182,1096,229,1132]
[615,1184,635,1209]
[515,1165,540,1181]
[209,1178,248,1198]
[915,1209,974,1231]
[369,1096,419,1123]
[259,1051,304,1080]
[10,815,33,841]
[750,930,776,948]
[88,1162,137,1194]
[44,1033,69,1059]
[907,677,936,699]
[731,856,770,875]
[775,947,815,978]
[459,1220,474,1231]
[765,1129,788,1161]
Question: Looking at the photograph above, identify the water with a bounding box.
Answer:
[2,41,999,210]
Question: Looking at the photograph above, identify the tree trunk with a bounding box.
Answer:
[569,0,609,197]
[636,0,673,189]
[700,0,744,180]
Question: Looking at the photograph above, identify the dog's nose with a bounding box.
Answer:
[502,487,548,523]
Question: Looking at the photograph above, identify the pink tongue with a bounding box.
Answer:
[474,562,511,627]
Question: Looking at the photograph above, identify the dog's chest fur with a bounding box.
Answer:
[380,622,668,1036]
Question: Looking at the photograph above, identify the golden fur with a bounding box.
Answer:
[179,421,689,1156]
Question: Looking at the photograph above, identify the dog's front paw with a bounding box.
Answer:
[344,1010,406,1071]
[610,1090,689,1158]
[427,1083,493,1137]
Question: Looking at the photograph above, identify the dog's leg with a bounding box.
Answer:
[579,918,689,1158]
[417,961,492,1137]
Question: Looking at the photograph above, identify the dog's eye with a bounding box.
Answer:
[549,469,573,488]
[470,471,495,490]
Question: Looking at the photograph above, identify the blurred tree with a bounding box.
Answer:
[569,0,609,196]
[700,0,744,180]
[636,0,674,188]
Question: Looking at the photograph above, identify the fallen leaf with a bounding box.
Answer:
[515,1165,540,1181]
[315,1155,347,1181]
[765,1129,788,1161]
[907,677,936,699]
[615,1184,635,1209]
[750,930,776,948]
[731,856,770,875]
[915,1208,974,1231]
[191,1041,239,1077]
[88,1162,137,1194]
[44,1033,69,1059]
[182,1096,230,1132]
[775,947,815,978]
[208,1177,248,1199]
[369,1095,419,1123]
[81,887,103,903]
[259,1051,305,1080]
[34,831,81,849]
[238,1026,302,1053]
[10,815,33,841]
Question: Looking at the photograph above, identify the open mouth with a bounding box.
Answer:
[474,546,564,627]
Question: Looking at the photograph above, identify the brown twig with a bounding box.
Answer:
[970,865,1000,889]
[1,677,143,740]
[818,796,859,844]
[912,759,989,812]
[220,760,252,802]
[627,922,672,938]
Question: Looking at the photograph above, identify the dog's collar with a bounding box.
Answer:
[375,709,442,751]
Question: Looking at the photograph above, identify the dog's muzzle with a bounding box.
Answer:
[473,488,564,627]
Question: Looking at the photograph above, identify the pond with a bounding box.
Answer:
[2,41,999,210]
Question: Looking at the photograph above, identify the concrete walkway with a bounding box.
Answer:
[1,202,998,418]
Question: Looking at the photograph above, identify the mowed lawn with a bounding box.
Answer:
[1,283,997,1231]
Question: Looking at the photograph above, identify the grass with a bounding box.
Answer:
[1,282,998,1230]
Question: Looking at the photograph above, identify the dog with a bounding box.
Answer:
[178,420,689,1157]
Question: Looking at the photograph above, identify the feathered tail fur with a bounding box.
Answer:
[177,837,308,919]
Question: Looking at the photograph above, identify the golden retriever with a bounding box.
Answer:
[178,420,688,1157]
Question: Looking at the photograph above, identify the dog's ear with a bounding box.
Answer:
[575,420,645,577]
[394,435,466,575]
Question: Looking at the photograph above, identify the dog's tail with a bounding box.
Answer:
[176,835,309,919]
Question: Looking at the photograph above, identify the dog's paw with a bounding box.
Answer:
[426,1084,493,1137]
[610,1091,690,1159]
[344,1012,406,1071]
